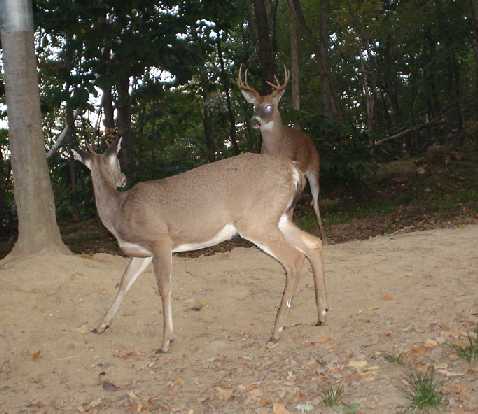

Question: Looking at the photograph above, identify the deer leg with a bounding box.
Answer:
[151,239,175,353]
[93,256,152,333]
[279,215,328,326]
[305,171,327,245]
[239,226,305,342]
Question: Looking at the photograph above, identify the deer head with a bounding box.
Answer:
[72,137,126,189]
[237,65,290,130]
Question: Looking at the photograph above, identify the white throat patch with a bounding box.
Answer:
[260,121,274,131]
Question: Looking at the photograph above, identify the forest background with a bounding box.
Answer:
[1,0,477,255]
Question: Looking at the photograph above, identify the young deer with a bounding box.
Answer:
[237,66,327,243]
[73,138,327,353]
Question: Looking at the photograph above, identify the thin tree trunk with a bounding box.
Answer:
[382,35,401,128]
[471,0,478,63]
[217,33,240,155]
[116,75,133,181]
[253,0,275,91]
[1,27,68,256]
[102,86,115,131]
[288,0,301,111]
[290,0,342,122]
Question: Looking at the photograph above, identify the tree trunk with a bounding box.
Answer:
[217,33,240,155]
[101,86,115,132]
[288,0,301,111]
[289,0,342,122]
[1,28,68,256]
[0,145,8,229]
[318,0,340,122]
[382,35,401,128]
[253,0,275,92]
[116,75,133,181]
[470,0,478,64]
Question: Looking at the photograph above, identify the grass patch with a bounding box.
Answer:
[321,384,360,413]
[404,368,443,411]
[383,352,404,365]
[322,383,344,407]
[452,324,478,362]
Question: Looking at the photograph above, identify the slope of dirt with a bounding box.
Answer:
[1,225,477,413]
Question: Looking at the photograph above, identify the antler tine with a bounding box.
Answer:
[283,64,290,85]
[85,142,97,154]
[237,64,259,95]
[266,65,290,92]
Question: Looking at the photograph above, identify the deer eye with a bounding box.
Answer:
[264,104,273,113]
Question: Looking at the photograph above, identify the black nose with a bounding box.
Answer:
[250,116,261,128]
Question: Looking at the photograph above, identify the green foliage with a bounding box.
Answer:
[383,352,404,365]
[1,0,477,228]
[404,368,443,411]
[452,324,478,362]
[286,108,376,189]
[322,383,344,407]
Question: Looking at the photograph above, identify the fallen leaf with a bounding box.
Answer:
[31,351,41,361]
[113,350,143,360]
[78,398,103,412]
[247,388,263,400]
[184,298,205,311]
[258,398,272,407]
[273,402,291,414]
[442,382,470,400]
[347,360,368,370]
[74,323,90,334]
[102,381,120,392]
[127,392,145,412]
[215,386,233,401]
[424,339,438,348]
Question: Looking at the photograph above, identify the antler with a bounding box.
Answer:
[266,65,290,95]
[236,64,260,98]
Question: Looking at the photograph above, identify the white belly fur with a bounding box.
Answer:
[172,224,238,253]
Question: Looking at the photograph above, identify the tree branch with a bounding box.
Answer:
[373,117,445,146]
[46,109,80,158]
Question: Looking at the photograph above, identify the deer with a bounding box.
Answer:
[72,138,328,353]
[237,65,327,244]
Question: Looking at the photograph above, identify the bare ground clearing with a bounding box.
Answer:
[1,225,477,413]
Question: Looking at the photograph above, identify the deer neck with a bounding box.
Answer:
[260,112,288,155]
[90,171,124,234]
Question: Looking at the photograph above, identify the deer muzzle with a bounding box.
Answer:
[250,115,262,129]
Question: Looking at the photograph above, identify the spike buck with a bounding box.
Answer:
[237,65,327,243]
[72,139,328,353]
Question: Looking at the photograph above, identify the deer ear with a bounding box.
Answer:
[106,136,122,157]
[115,137,122,154]
[72,149,92,169]
[239,89,258,105]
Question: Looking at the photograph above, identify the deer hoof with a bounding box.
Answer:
[316,308,329,326]
[91,324,109,334]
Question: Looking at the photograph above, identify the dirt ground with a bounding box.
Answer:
[1,225,477,414]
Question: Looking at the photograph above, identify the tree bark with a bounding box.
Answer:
[217,33,240,155]
[101,86,115,131]
[1,30,68,256]
[470,0,478,64]
[289,0,342,122]
[116,75,133,181]
[253,0,275,92]
[288,0,301,111]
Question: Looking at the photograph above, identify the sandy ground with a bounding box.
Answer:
[1,225,477,413]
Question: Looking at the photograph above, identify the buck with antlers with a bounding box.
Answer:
[73,138,327,353]
[237,66,327,243]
